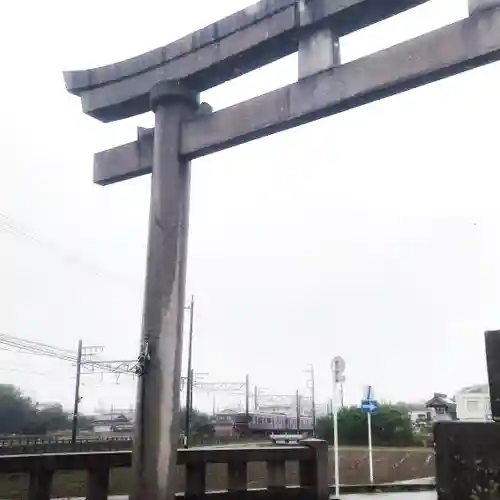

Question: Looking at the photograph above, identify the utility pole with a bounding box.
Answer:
[245,374,250,419]
[305,364,317,437]
[184,295,195,449]
[71,339,83,448]
[184,368,195,449]
[296,390,301,435]
[331,356,346,499]
[254,385,258,411]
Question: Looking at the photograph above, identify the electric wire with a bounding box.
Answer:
[0,212,142,291]
[0,332,134,376]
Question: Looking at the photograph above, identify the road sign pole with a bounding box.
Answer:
[360,385,377,485]
[367,411,374,483]
[333,406,340,498]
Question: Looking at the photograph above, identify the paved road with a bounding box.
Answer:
[345,494,435,500]
[390,477,434,485]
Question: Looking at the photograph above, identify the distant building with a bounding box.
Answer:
[406,403,433,428]
[455,384,491,421]
[425,393,457,421]
[212,410,239,437]
[91,413,133,434]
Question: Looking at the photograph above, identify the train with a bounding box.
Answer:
[213,411,313,438]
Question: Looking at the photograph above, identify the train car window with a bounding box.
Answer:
[267,417,272,424]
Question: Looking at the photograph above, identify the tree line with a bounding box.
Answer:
[0,383,422,447]
[0,383,216,439]
[315,404,420,447]
[0,384,92,436]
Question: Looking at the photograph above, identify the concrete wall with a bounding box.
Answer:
[455,391,491,421]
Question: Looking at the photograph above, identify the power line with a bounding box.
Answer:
[0,332,139,438]
[0,333,77,362]
[0,212,142,291]
[193,381,246,391]
[0,366,51,377]
[0,332,136,376]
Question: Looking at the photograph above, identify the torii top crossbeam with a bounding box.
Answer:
[63,0,430,122]
[65,0,500,187]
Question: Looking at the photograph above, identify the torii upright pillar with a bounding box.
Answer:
[133,81,199,500]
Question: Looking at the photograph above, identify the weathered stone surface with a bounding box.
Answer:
[94,136,151,186]
[182,6,500,157]
[297,0,426,33]
[131,81,198,500]
[485,330,500,421]
[469,0,500,15]
[78,6,296,122]
[64,0,430,122]
[65,0,295,93]
[298,27,341,79]
[435,421,500,500]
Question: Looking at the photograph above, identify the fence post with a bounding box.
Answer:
[87,464,111,500]
[28,468,53,500]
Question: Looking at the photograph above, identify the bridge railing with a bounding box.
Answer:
[0,438,329,500]
[0,437,133,455]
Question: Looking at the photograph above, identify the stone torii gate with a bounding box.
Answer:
[64,0,500,498]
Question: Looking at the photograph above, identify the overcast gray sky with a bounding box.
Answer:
[1,0,498,414]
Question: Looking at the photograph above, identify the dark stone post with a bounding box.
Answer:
[435,330,500,499]
[132,80,199,500]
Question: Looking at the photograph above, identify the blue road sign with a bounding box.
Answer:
[360,399,379,413]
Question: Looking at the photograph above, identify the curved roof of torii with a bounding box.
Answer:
[62,0,430,122]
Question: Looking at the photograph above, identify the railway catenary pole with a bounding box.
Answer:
[306,364,317,436]
[71,339,83,449]
[296,390,301,435]
[184,295,195,449]
[245,374,250,419]
[254,385,258,411]
[183,368,195,448]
